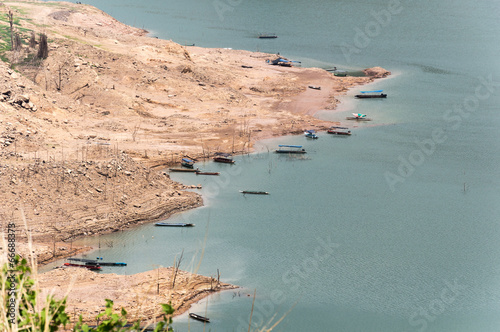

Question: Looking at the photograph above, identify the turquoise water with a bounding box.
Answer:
[44,0,500,331]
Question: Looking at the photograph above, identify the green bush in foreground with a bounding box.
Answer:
[1,256,174,331]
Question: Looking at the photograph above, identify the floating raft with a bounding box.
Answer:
[240,190,269,195]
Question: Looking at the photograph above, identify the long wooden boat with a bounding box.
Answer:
[63,263,101,271]
[189,313,210,323]
[355,93,387,98]
[68,258,127,266]
[240,190,269,195]
[169,168,199,172]
[155,222,194,227]
[327,126,351,136]
[258,34,277,39]
[275,145,307,154]
[195,171,220,176]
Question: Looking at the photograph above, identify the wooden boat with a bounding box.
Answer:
[275,145,307,154]
[258,34,277,39]
[213,152,235,164]
[169,168,199,172]
[346,113,372,121]
[181,158,195,168]
[355,90,387,98]
[189,313,210,323]
[240,190,269,195]
[304,130,319,139]
[155,222,194,227]
[308,86,321,90]
[63,263,101,271]
[195,171,220,176]
[68,258,127,266]
[327,126,351,136]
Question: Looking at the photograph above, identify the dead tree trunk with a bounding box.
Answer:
[37,33,48,59]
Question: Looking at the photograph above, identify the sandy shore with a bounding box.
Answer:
[37,266,237,325]
[0,0,389,323]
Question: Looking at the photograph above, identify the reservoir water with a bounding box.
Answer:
[44,0,500,331]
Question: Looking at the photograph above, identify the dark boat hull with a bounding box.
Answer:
[355,94,387,98]
[196,171,220,176]
[155,223,194,227]
[213,157,235,164]
[240,191,269,195]
[189,313,210,323]
[345,117,372,121]
[327,130,351,135]
[169,168,198,172]
[275,150,307,154]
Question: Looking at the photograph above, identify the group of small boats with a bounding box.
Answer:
[301,126,352,139]
[170,153,237,175]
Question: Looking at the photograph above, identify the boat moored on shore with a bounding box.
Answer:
[304,130,319,139]
[181,157,195,168]
[213,152,235,164]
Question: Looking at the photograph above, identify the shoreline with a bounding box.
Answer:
[0,0,389,324]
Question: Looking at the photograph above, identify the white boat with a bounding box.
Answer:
[304,130,319,139]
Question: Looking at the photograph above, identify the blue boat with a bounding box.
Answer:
[355,90,387,98]
[68,258,127,266]
[275,145,307,154]
[181,158,195,168]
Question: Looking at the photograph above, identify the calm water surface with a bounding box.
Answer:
[43,0,500,331]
